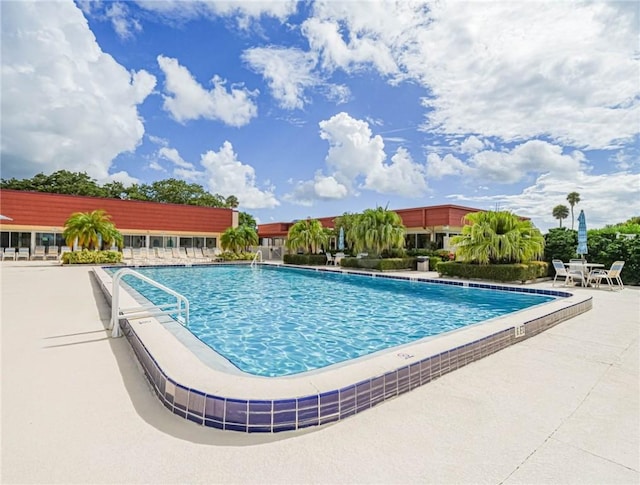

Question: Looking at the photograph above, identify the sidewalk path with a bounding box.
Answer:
[1,264,638,484]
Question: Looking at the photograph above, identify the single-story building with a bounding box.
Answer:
[0,189,236,255]
[257,204,482,252]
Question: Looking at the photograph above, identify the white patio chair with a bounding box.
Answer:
[568,259,587,286]
[326,253,335,265]
[45,246,59,260]
[2,248,16,261]
[551,260,581,287]
[587,261,625,290]
[31,246,46,260]
[16,248,30,260]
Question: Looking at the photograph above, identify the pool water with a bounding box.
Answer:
[116,265,555,377]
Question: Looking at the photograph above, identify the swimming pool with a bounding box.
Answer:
[115,265,554,377]
[95,264,592,433]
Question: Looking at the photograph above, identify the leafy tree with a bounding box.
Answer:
[333,212,359,252]
[225,195,239,209]
[552,204,570,228]
[62,210,122,250]
[349,206,405,257]
[451,211,544,264]
[286,219,328,254]
[238,225,259,251]
[220,227,244,254]
[567,192,581,230]
[238,212,257,230]
[544,227,578,263]
[1,170,105,197]
[102,181,127,199]
[143,179,226,207]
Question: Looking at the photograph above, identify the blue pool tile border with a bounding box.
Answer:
[108,268,592,433]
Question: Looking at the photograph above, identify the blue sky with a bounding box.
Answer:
[2,1,639,231]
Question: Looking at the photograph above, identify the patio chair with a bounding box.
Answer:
[45,246,59,260]
[568,259,587,286]
[326,253,335,265]
[32,246,46,260]
[2,248,16,261]
[171,247,188,262]
[551,260,582,287]
[16,248,30,260]
[587,261,625,290]
[122,248,134,265]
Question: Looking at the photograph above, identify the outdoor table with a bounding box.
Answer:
[564,262,605,286]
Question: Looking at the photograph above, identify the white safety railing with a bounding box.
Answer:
[110,268,189,338]
[250,249,263,267]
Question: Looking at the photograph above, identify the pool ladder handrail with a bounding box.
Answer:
[250,249,263,267]
[110,268,189,338]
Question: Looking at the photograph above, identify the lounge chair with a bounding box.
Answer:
[32,246,46,260]
[2,248,16,261]
[122,248,134,265]
[16,248,29,260]
[587,261,625,290]
[45,246,59,260]
[551,260,582,287]
[171,247,188,262]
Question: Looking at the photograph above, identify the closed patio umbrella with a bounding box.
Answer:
[338,227,345,251]
[577,210,588,259]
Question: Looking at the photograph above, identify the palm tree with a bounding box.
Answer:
[451,211,544,264]
[567,192,581,230]
[552,204,570,228]
[62,210,122,250]
[238,225,258,251]
[349,206,405,257]
[220,227,245,254]
[286,219,328,254]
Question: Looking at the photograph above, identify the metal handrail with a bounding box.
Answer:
[250,249,263,267]
[110,268,189,338]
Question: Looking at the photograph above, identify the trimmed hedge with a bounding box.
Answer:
[283,254,328,265]
[62,249,122,265]
[437,261,548,283]
[340,257,415,271]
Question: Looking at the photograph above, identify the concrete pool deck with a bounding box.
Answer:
[1,262,638,484]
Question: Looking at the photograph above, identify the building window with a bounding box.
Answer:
[35,232,56,247]
[205,237,217,249]
[164,236,177,248]
[179,237,193,248]
[193,237,205,249]
[123,235,146,248]
[149,236,163,248]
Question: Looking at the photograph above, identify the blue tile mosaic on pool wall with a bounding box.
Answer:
[113,287,592,433]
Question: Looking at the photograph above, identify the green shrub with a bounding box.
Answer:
[340,257,415,271]
[219,251,254,261]
[437,261,548,283]
[62,249,122,265]
[283,254,328,265]
[544,228,638,285]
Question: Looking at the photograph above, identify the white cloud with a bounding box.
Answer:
[299,1,639,150]
[285,112,429,205]
[158,147,194,169]
[427,140,585,184]
[134,0,297,30]
[200,141,279,209]
[459,136,486,154]
[157,55,257,127]
[0,1,155,181]
[284,173,348,206]
[426,153,468,179]
[364,148,428,197]
[448,171,640,232]
[242,47,318,110]
[105,2,142,40]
